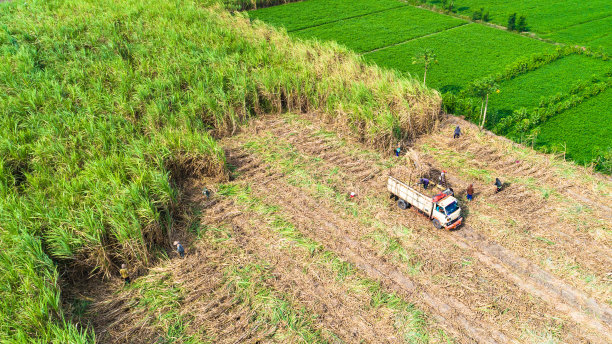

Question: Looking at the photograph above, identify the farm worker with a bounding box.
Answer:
[174,241,185,258]
[418,178,430,190]
[202,187,211,199]
[453,125,461,139]
[120,264,130,284]
[394,143,401,157]
[467,184,474,201]
[494,178,503,193]
[439,170,447,186]
[349,192,356,199]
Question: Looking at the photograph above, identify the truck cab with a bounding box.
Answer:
[432,196,462,230]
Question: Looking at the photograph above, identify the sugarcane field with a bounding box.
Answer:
[1,0,611,343]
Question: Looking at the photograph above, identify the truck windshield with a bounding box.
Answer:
[445,201,459,215]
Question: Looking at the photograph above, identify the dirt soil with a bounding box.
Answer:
[85,113,612,343]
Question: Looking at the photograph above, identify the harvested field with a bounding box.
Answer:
[419,118,612,303]
[85,113,611,343]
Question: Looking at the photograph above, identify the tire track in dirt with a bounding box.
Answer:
[245,117,612,343]
[349,151,612,341]
[435,158,612,270]
[224,148,515,344]
[408,155,612,340]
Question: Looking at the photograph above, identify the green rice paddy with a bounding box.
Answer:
[487,54,612,123]
[292,5,466,53]
[248,0,405,31]
[423,0,612,36]
[365,24,553,93]
[543,17,612,47]
[537,88,612,165]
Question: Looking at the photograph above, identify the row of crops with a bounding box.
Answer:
[249,0,612,172]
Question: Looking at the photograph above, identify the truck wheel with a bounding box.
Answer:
[432,219,442,229]
[397,199,408,210]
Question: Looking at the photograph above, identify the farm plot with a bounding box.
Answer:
[537,88,612,165]
[247,0,405,32]
[543,16,612,49]
[365,23,554,93]
[219,114,612,342]
[86,113,612,343]
[486,54,612,124]
[85,173,441,343]
[292,5,466,53]
[423,0,612,36]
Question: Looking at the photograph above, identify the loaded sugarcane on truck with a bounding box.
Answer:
[387,176,463,230]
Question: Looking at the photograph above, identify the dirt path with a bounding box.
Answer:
[455,224,612,338]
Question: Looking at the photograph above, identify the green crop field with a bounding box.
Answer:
[424,0,612,36]
[247,0,405,32]
[537,88,612,166]
[364,23,553,93]
[543,17,612,48]
[292,5,466,53]
[588,34,612,55]
[487,54,612,123]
